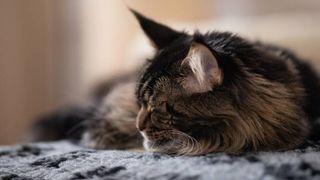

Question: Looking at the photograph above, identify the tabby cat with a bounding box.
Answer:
[30,10,320,155]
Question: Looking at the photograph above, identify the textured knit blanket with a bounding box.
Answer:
[0,141,320,180]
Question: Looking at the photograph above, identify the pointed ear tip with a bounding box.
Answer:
[128,7,137,15]
[128,8,145,21]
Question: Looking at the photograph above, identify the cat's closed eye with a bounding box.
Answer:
[150,109,172,125]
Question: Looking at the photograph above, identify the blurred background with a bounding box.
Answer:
[0,0,320,145]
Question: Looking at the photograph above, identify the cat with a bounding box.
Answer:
[30,10,320,155]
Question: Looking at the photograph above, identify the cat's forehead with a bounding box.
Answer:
[137,44,190,102]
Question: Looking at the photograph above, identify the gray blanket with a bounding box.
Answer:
[0,141,320,180]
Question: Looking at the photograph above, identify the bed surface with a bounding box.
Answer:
[1,141,320,180]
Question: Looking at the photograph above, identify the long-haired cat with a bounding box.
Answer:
[30,10,320,155]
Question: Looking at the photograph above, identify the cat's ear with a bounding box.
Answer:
[131,9,183,49]
[181,43,223,94]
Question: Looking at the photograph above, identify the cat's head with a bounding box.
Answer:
[132,10,308,155]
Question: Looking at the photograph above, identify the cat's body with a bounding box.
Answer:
[30,10,320,155]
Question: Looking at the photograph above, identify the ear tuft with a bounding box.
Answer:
[181,43,223,93]
[130,9,183,49]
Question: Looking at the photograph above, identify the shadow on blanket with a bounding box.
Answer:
[0,141,320,180]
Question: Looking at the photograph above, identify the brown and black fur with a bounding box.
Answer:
[30,10,320,155]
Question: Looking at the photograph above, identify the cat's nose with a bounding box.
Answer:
[136,106,150,131]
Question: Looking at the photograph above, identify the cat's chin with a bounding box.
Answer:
[140,131,173,154]
[142,136,198,155]
[142,139,175,154]
[139,130,208,155]
[141,135,165,153]
[143,139,204,155]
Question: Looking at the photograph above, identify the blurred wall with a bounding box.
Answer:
[0,0,53,144]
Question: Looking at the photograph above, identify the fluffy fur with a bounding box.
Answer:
[30,10,320,155]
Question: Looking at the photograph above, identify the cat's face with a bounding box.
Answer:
[135,38,225,155]
[133,10,308,155]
